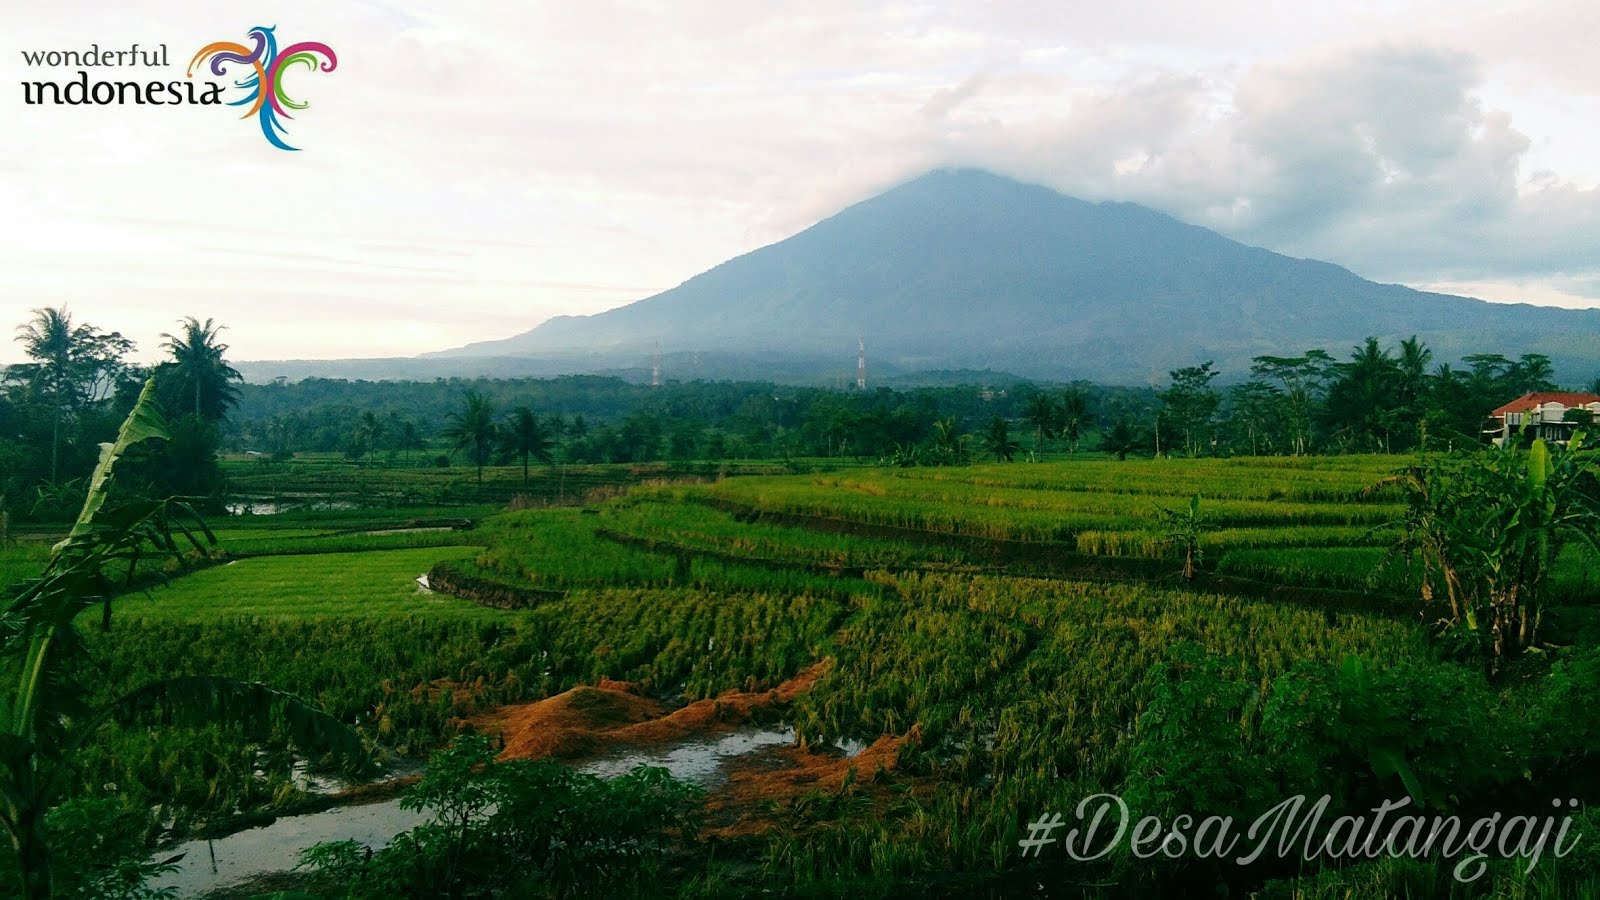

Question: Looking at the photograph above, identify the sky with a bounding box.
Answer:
[3,0,1599,365]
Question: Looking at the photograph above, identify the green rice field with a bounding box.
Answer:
[10,453,1600,898]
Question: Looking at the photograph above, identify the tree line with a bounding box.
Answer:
[1137,338,1598,458]
[6,306,1599,522]
[2,308,244,523]
[222,336,1598,471]
[223,374,1159,471]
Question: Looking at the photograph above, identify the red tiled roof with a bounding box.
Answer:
[1490,392,1600,416]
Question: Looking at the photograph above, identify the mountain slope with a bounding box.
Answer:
[431,169,1600,383]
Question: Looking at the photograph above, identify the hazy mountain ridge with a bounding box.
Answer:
[354,169,1598,383]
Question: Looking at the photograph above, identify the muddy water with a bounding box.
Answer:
[153,726,813,898]
[151,796,423,897]
[575,725,798,781]
[224,498,359,516]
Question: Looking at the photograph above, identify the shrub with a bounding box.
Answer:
[299,735,701,898]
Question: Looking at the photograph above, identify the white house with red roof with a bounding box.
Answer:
[1485,392,1600,446]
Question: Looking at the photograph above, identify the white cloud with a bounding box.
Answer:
[2,0,1598,364]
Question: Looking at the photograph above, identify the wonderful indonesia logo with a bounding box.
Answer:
[18,25,338,150]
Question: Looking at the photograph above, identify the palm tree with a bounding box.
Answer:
[158,317,241,421]
[12,307,133,484]
[1325,338,1401,451]
[545,413,568,456]
[1101,419,1141,461]
[1511,354,1557,393]
[13,309,73,379]
[1397,337,1435,448]
[502,406,553,488]
[1397,337,1433,396]
[927,416,969,465]
[545,413,569,500]
[263,416,290,458]
[932,416,964,451]
[1058,388,1091,453]
[13,309,74,485]
[0,380,363,898]
[356,411,387,466]
[982,416,1019,462]
[1022,393,1058,457]
[445,391,499,486]
[396,420,423,466]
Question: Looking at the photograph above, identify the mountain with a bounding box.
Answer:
[432,168,1600,384]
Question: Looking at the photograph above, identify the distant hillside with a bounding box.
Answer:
[233,350,921,387]
[426,168,1600,383]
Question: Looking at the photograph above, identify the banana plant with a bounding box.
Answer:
[1374,462,1480,631]
[1379,434,1600,662]
[0,379,368,899]
[1155,493,1215,581]
[1481,434,1600,656]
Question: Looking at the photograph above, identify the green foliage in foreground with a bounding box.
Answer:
[0,380,364,900]
[297,735,700,899]
[0,543,52,595]
[68,580,845,832]
[0,798,174,900]
[1384,437,1600,659]
[1254,846,1600,900]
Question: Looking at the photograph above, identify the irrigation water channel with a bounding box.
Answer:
[223,497,361,516]
[159,502,852,894]
[153,726,865,897]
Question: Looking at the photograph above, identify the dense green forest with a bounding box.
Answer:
[221,343,1595,462]
[3,306,1597,523]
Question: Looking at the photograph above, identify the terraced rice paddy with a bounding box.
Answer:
[15,454,1600,897]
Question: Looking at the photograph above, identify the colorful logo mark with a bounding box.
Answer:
[188,26,336,151]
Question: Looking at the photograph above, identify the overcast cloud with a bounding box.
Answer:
[3,0,1598,363]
